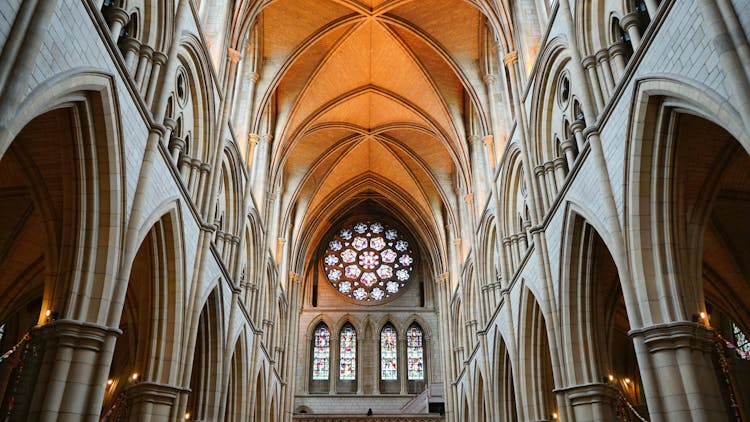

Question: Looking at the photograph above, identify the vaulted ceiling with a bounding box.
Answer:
[249,0,492,270]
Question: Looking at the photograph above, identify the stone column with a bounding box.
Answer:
[553,157,568,186]
[134,44,154,93]
[145,51,167,107]
[534,165,550,210]
[629,322,726,421]
[621,13,643,50]
[608,43,628,79]
[595,49,615,95]
[643,0,659,19]
[25,320,121,422]
[104,6,129,39]
[503,51,542,225]
[560,138,577,169]
[558,383,617,422]
[129,382,191,421]
[570,119,586,152]
[120,37,141,72]
[582,56,605,111]
[169,136,185,163]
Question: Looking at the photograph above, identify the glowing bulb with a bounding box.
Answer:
[131,372,139,381]
[185,412,191,420]
[552,412,558,419]
[700,312,706,320]
[107,379,113,386]
[624,377,631,384]
[608,374,614,381]
[45,309,51,317]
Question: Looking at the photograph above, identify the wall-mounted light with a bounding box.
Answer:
[131,372,139,382]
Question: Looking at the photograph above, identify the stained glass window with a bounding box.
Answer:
[312,325,330,380]
[733,323,750,360]
[339,324,357,380]
[407,324,424,380]
[322,221,415,303]
[381,325,398,380]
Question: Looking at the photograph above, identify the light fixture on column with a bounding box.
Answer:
[107,379,114,386]
[131,372,139,382]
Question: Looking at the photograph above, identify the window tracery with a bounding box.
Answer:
[407,324,424,380]
[339,324,357,380]
[381,325,398,380]
[312,324,330,380]
[323,221,414,303]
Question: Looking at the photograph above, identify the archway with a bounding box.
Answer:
[561,213,646,420]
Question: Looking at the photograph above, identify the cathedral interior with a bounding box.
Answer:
[1,0,750,421]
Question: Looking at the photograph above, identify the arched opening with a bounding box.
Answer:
[669,114,750,419]
[186,289,223,421]
[406,322,426,394]
[494,335,518,421]
[309,322,330,393]
[379,322,399,393]
[105,213,182,419]
[337,322,357,393]
[519,287,555,421]
[223,338,248,422]
[563,215,646,420]
[0,109,71,414]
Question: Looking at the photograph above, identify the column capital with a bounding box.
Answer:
[151,51,168,65]
[620,12,642,31]
[104,6,129,25]
[464,193,474,204]
[435,272,450,284]
[570,119,586,133]
[628,321,714,353]
[34,319,121,351]
[503,51,518,66]
[227,47,242,63]
[608,42,627,58]
[199,162,212,173]
[248,72,260,83]
[581,55,598,69]
[248,133,260,146]
[595,48,610,63]
[288,271,302,283]
[560,139,576,153]
[139,44,154,57]
[482,134,494,147]
[483,73,498,85]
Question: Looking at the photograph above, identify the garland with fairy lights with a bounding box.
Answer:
[99,389,131,422]
[606,375,648,422]
[713,334,743,422]
[3,332,36,418]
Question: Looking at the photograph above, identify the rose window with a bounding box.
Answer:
[323,221,415,302]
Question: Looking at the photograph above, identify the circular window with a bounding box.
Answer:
[557,71,570,109]
[176,68,188,107]
[322,221,414,303]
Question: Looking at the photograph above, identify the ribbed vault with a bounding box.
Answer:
[246,0,493,275]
